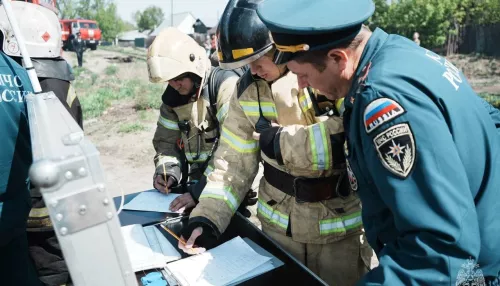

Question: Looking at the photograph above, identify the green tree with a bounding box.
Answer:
[57,0,78,19]
[367,0,390,31]
[135,6,164,32]
[73,0,125,41]
[122,21,137,32]
[370,0,461,48]
[370,0,500,49]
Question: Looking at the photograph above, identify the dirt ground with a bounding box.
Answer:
[64,48,156,197]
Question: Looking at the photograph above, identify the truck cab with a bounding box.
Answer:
[61,19,102,51]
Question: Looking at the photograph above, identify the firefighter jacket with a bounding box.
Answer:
[152,67,239,198]
[190,71,364,244]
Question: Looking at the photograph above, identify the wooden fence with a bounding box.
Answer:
[444,23,500,57]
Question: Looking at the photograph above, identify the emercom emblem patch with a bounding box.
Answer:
[373,123,415,178]
[364,98,405,133]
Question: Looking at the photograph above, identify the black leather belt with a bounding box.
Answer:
[263,162,350,203]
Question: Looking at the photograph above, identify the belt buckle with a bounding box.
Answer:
[293,177,306,204]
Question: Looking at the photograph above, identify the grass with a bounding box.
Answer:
[105,65,118,76]
[78,74,164,119]
[138,110,156,121]
[479,93,500,109]
[118,122,147,133]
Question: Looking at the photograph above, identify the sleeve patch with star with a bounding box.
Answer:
[373,123,416,178]
[364,98,405,133]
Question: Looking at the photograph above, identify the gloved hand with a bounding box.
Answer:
[237,189,258,218]
[179,221,218,255]
[153,174,176,194]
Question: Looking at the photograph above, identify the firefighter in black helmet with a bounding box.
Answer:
[181,1,372,285]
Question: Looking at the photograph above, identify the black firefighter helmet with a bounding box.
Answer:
[217,0,275,70]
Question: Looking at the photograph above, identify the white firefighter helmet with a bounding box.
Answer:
[147,27,209,95]
[0,1,62,58]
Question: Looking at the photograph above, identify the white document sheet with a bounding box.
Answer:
[122,190,184,213]
[121,224,181,272]
[166,236,271,286]
[226,238,283,285]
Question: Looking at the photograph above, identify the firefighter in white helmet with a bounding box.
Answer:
[179,1,372,285]
[148,27,255,213]
[0,2,82,284]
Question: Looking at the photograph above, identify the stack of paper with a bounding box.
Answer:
[166,236,273,286]
[121,224,182,272]
[122,190,184,213]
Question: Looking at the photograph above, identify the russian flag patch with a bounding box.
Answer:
[364,98,405,133]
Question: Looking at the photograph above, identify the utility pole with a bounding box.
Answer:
[171,0,173,26]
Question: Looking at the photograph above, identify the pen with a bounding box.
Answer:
[162,162,169,194]
[159,224,186,246]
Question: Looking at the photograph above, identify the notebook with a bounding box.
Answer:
[122,190,184,213]
[165,236,273,286]
[121,224,182,272]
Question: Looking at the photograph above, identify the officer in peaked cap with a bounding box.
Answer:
[258,0,500,285]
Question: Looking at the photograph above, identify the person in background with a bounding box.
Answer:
[413,32,421,46]
[71,31,85,67]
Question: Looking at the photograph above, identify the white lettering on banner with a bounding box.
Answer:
[0,74,23,88]
[13,75,23,87]
[424,50,463,91]
[0,89,31,103]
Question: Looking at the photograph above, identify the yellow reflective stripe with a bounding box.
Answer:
[299,94,312,113]
[319,211,363,235]
[185,152,211,163]
[218,51,223,61]
[66,84,77,108]
[232,48,254,60]
[309,123,330,171]
[257,199,289,230]
[203,165,214,177]
[221,126,259,153]
[200,183,239,212]
[216,102,230,122]
[240,101,278,118]
[29,207,49,218]
[158,115,179,130]
[335,98,345,114]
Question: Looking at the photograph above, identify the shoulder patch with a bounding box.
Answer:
[364,98,405,133]
[236,69,255,99]
[373,123,415,179]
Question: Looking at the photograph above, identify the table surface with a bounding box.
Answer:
[114,191,327,286]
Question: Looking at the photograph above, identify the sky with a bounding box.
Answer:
[116,0,231,28]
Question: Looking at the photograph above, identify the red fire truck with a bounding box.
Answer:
[60,19,102,50]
